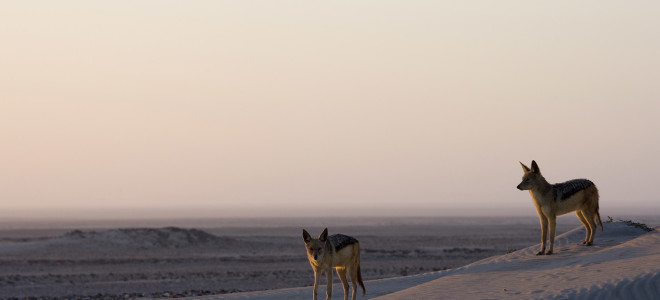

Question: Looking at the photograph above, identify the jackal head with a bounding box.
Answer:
[517,160,541,190]
[302,228,328,262]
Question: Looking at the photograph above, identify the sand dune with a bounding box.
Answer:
[190,221,659,300]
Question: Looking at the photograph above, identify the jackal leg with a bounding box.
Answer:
[576,210,591,245]
[537,216,548,255]
[336,267,349,300]
[313,270,321,300]
[348,265,358,300]
[326,269,333,300]
[583,210,597,245]
[547,217,556,255]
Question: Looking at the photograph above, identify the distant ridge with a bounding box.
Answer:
[62,227,233,248]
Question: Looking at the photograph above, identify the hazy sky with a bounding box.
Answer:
[1,1,659,219]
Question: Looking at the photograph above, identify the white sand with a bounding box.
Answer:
[189,221,659,300]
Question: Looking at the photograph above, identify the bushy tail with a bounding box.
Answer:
[594,185,603,231]
[357,263,365,295]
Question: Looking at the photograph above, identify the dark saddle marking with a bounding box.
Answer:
[329,234,358,251]
[553,179,593,201]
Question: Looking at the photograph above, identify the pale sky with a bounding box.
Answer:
[1,1,659,219]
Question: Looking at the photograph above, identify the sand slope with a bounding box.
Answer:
[376,221,659,299]
[190,221,659,300]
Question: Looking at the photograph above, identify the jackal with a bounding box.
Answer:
[517,160,603,255]
[302,228,365,300]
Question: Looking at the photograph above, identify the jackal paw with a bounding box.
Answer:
[545,250,553,255]
[584,241,593,246]
[536,251,545,256]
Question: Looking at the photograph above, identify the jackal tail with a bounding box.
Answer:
[594,186,604,231]
[596,207,603,231]
[357,263,365,295]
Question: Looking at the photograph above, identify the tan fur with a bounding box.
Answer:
[302,228,365,300]
[517,160,603,255]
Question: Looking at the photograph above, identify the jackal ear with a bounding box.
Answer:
[531,160,540,173]
[520,162,531,173]
[319,228,329,242]
[302,229,312,243]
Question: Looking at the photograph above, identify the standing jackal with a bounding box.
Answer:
[302,228,365,300]
[517,160,603,255]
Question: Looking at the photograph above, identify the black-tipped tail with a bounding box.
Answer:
[357,263,365,295]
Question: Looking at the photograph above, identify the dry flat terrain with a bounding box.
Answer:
[194,220,659,300]
[0,217,567,299]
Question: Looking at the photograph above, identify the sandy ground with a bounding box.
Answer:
[0,217,559,299]
[1,217,657,300]
[183,220,660,300]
